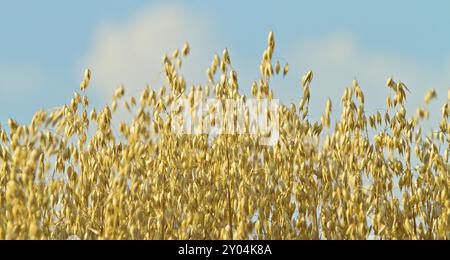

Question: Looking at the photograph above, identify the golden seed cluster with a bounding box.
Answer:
[0,32,449,240]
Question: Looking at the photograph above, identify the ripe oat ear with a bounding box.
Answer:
[182,42,190,56]
[275,61,281,75]
[0,31,448,240]
[283,63,289,77]
[424,88,437,104]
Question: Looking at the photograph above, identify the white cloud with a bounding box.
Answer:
[82,4,220,103]
[287,32,450,118]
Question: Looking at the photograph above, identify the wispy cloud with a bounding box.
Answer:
[82,4,220,104]
[287,32,450,121]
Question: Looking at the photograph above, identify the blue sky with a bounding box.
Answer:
[1,0,449,126]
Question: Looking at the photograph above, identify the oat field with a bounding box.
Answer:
[0,32,448,240]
